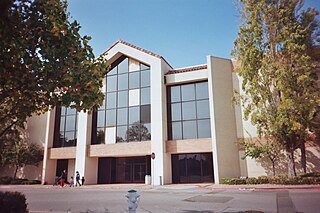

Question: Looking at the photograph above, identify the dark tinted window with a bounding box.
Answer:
[141,105,151,123]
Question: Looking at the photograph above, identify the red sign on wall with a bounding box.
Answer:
[151,152,155,160]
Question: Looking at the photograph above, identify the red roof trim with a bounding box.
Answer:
[102,40,172,68]
[166,64,207,75]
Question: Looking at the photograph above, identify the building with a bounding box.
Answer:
[2,40,319,184]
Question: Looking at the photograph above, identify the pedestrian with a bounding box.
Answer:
[81,176,85,186]
[75,171,81,187]
[53,176,60,186]
[69,176,74,187]
[60,169,67,187]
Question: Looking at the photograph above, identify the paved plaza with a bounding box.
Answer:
[1,184,320,213]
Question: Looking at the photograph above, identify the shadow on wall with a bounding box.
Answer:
[256,146,320,176]
[0,162,43,180]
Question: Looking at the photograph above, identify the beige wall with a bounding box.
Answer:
[166,138,212,154]
[49,147,77,159]
[208,56,241,183]
[88,141,151,157]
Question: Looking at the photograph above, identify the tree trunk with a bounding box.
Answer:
[272,160,276,176]
[286,145,296,177]
[300,140,307,174]
[13,165,19,179]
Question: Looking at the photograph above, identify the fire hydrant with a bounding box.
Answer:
[125,189,140,213]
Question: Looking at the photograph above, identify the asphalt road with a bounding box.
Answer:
[1,185,320,213]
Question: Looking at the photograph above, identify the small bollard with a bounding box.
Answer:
[125,189,140,213]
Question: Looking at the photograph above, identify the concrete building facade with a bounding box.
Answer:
[3,41,319,184]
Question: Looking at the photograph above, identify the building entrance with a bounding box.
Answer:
[172,153,214,183]
[98,156,151,184]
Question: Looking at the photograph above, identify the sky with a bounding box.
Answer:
[68,0,320,69]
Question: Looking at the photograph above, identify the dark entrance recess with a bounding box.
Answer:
[172,153,214,183]
[56,159,68,178]
[98,156,151,184]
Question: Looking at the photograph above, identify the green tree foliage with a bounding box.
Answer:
[0,125,43,179]
[232,0,320,176]
[240,136,282,176]
[0,0,107,140]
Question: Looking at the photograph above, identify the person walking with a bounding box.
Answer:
[69,176,74,187]
[81,176,85,186]
[60,170,67,187]
[75,171,81,187]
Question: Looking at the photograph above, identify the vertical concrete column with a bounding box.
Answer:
[150,60,170,185]
[74,112,98,184]
[42,110,57,185]
[207,56,241,184]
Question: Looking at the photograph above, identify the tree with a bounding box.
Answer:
[232,0,320,177]
[240,136,282,176]
[0,125,43,179]
[0,0,107,140]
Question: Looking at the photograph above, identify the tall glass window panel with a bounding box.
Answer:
[170,103,181,121]
[196,100,210,119]
[141,123,151,141]
[197,119,211,138]
[117,108,128,125]
[181,84,195,101]
[187,154,201,182]
[118,91,128,108]
[116,126,127,142]
[118,73,128,91]
[107,75,117,92]
[170,86,181,103]
[196,82,209,100]
[65,116,76,131]
[129,72,140,89]
[106,92,116,109]
[108,66,117,75]
[67,108,77,115]
[96,128,105,144]
[65,131,76,147]
[129,106,140,124]
[141,87,150,105]
[140,105,151,123]
[183,120,197,139]
[179,154,187,182]
[140,63,150,70]
[106,109,116,126]
[59,116,65,132]
[182,102,196,120]
[97,110,105,128]
[141,70,150,87]
[201,153,213,182]
[117,58,128,74]
[171,121,182,140]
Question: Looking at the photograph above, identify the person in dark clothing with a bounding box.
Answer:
[60,170,67,187]
[81,176,85,186]
[75,171,81,187]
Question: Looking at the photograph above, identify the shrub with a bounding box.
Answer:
[10,179,28,185]
[0,191,28,213]
[220,178,246,185]
[0,176,13,184]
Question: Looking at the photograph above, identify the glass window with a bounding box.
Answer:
[118,58,128,74]
[65,116,76,131]
[170,103,181,121]
[182,102,196,120]
[106,109,116,126]
[107,75,117,92]
[197,119,211,138]
[171,121,182,140]
[141,70,150,87]
[118,73,128,91]
[127,123,140,142]
[65,131,76,147]
[141,87,150,105]
[97,110,105,128]
[183,120,197,139]
[96,128,105,144]
[141,105,151,123]
[129,72,140,89]
[196,100,210,119]
[118,91,128,108]
[181,84,195,101]
[170,86,180,103]
[116,126,127,142]
[108,66,117,75]
[67,108,77,115]
[129,89,140,106]
[106,92,116,109]
[141,123,151,141]
[196,82,209,100]
[117,108,128,125]
[140,63,150,70]
[129,106,140,124]
[59,116,65,132]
